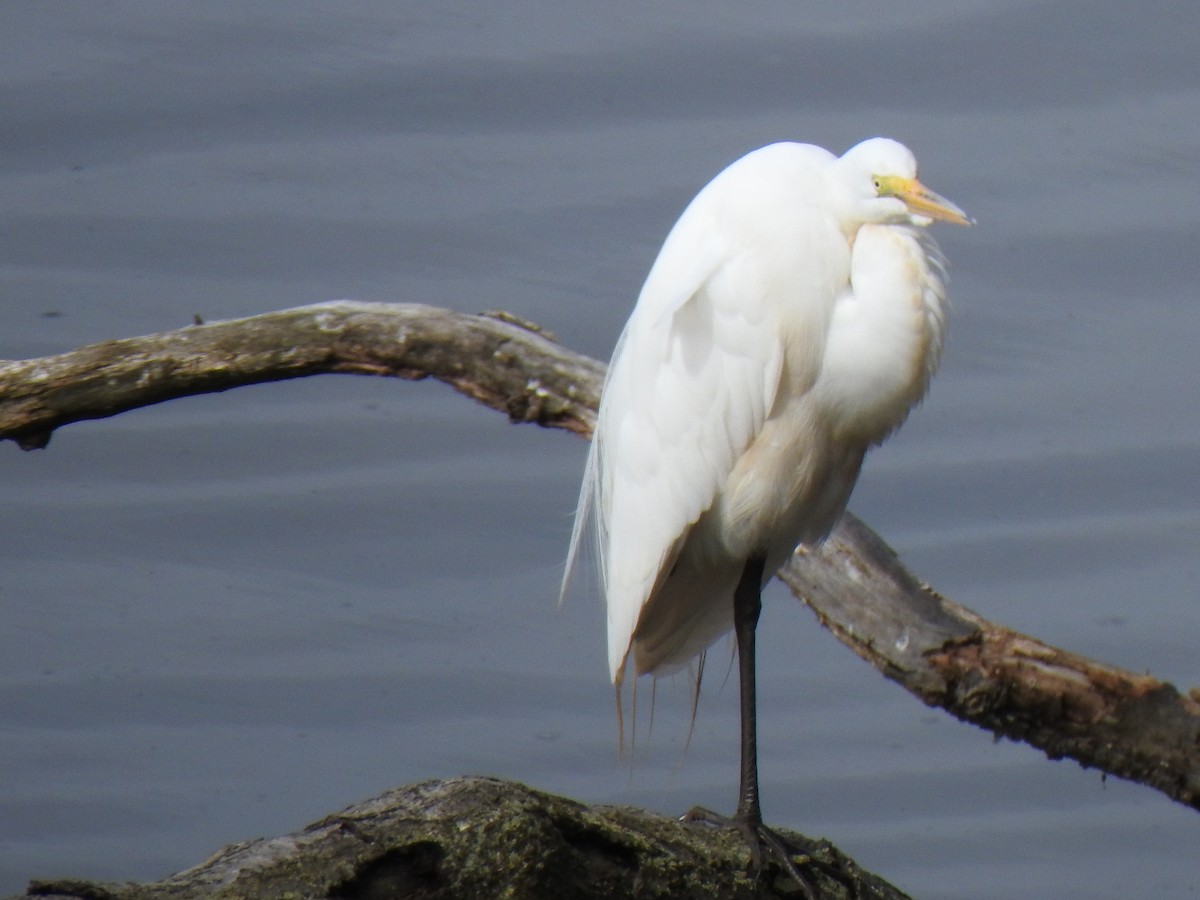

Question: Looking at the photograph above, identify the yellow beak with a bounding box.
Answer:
[877,175,973,226]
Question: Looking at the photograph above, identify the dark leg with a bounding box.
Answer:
[733,554,766,825]
[683,556,821,898]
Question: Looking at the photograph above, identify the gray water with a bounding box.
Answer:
[2,3,1199,897]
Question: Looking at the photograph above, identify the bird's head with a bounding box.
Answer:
[836,137,973,228]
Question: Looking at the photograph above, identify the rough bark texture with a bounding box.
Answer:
[779,518,1200,812]
[0,302,601,450]
[14,777,909,900]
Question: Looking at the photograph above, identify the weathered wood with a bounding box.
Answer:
[2,301,1198,812]
[0,302,601,450]
[15,777,909,900]
[782,516,1200,812]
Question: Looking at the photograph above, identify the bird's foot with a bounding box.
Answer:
[682,806,853,899]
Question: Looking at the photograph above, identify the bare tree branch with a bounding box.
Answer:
[0,301,602,450]
[2,300,1197,812]
[779,517,1200,812]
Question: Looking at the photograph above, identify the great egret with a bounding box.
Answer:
[563,137,970,885]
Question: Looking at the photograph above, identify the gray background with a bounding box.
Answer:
[2,3,1198,897]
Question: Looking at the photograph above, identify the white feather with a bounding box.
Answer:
[563,138,961,687]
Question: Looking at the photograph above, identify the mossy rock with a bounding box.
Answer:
[16,776,910,900]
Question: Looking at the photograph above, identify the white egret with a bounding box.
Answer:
[563,137,970,885]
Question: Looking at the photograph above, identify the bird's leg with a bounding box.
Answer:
[733,554,766,826]
[683,555,821,898]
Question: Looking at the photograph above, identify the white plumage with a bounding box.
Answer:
[563,137,970,880]
[566,138,968,690]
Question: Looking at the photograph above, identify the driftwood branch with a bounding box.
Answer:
[17,776,910,900]
[0,302,602,450]
[779,518,1200,813]
[3,301,1198,813]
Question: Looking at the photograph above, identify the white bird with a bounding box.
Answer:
[563,137,970,884]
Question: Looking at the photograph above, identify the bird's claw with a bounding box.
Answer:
[681,806,823,899]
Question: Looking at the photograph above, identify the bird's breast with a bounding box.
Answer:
[812,224,947,446]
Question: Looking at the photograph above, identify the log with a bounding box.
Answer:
[2,301,1198,813]
[15,776,910,900]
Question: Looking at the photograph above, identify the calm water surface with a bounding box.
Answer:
[2,3,1199,898]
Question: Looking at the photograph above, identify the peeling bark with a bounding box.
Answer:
[781,518,1200,811]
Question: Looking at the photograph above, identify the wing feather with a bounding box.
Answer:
[565,223,789,682]
[600,285,783,681]
[563,141,843,684]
